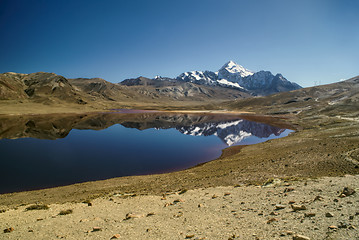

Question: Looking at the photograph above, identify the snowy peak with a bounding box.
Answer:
[174,60,302,96]
[176,70,218,86]
[219,61,254,78]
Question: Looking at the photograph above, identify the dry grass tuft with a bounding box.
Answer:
[25,204,49,211]
[58,209,73,215]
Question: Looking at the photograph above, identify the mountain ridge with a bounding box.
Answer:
[173,61,302,96]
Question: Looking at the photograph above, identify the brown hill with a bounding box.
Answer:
[119,76,250,100]
[0,72,86,104]
[223,75,359,118]
[0,72,29,100]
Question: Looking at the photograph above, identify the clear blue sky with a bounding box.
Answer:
[0,0,358,87]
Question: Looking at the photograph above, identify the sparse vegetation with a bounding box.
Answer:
[58,209,73,215]
[25,204,49,211]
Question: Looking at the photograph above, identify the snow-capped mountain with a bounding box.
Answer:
[175,61,301,95]
[176,71,218,86]
[218,60,254,82]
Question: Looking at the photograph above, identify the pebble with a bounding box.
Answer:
[339,187,355,197]
[304,213,316,218]
[92,227,102,232]
[328,225,338,230]
[325,212,334,218]
[266,218,278,224]
[125,213,145,220]
[291,204,307,211]
[173,199,185,203]
[3,227,14,233]
[185,234,195,238]
[275,204,286,210]
[292,234,310,240]
[313,195,324,201]
[284,187,295,192]
[111,234,121,239]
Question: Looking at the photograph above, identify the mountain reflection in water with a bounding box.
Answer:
[0,112,286,146]
[0,112,292,193]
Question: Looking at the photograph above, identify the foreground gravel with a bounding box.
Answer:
[1,175,358,240]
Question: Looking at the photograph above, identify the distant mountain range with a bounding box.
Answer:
[0,61,301,106]
[128,61,302,96]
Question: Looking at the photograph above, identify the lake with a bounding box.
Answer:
[0,111,293,193]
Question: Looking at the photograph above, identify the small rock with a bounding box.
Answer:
[293,234,310,240]
[270,211,279,216]
[275,204,286,210]
[212,194,218,199]
[288,200,296,204]
[174,211,183,218]
[198,204,204,208]
[80,219,90,222]
[285,230,294,235]
[178,189,187,195]
[328,225,338,230]
[266,218,278,224]
[313,196,324,201]
[146,212,155,217]
[111,234,121,239]
[304,213,316,218]
[349,215,354,220]
[185,234,195,238]
[284,187,295,192]
[224,192,231,196]
[161,196,167,200]
[173,199,185,203]
[338,222,349,228]
[291,204,306,211]
[92,227,102,232]
[3,227,14,233]
[325,212,334,218]
[339,187,355,197]
[88,202,93,206]
[125,213,145,220]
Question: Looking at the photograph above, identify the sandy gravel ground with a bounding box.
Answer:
[1,175,358,240]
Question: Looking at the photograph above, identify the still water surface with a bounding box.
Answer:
[0,112,292,193]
